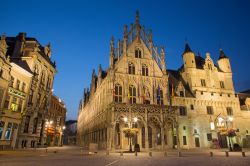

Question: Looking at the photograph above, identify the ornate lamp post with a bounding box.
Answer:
[123,116,138,152]
[213,116,234,151]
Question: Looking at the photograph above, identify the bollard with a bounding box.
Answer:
[149,151,152,157]
[120,152,123,156]
[178,151,182,157]
[45,148,48,153]
[135,151,137,156]
[225,151,229,157]
[54,150,57,153]
[210,152,213,157]
[106,150,109,155]
[242,152,246,157]
[164,151,168,157]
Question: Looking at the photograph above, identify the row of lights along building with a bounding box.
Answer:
[0,33,66,149]
[77,12,250,151]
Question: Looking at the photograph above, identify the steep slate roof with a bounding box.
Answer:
[219,49,228,60]
[10,58,33,74]
[5,36,56,68]
[167,69,194,98]
[183,43,192,54]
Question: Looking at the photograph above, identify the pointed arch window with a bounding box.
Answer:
[156,87,163,105]
[128,62,135,75]
[142,64,149,76]
[143,87,151,104]
[135,48,142,58]
[114,84,122,103]
[129,85,136,104]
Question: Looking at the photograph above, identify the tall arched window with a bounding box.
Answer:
[156,87,163,105]
[114,84,122,103]
[129,85,136,104]
[135,48,142,58]
[142,64,149,76]
[128,62,135,75]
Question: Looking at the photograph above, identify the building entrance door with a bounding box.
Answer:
[195,137,200,147]
[218,133,228,148]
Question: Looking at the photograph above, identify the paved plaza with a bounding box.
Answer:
[0,146,250,166]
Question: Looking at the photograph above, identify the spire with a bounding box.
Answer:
[109,36,115,68]
[0,34,7,57]
[135,10,141,42]
[183,43,192,54]
[219,49,228,59]
[160,46,167,74]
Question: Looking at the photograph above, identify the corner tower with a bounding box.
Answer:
[217,49,231,73]
[182,43,196,70]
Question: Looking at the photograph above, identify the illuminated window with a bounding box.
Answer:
[129,85,136,104]
[114,84,122,103]
[128,62,135,75]
[135,48,142,58]
[142,64,148,76]
[10,97,18,112]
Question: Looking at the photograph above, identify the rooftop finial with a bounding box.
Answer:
[110,36,115,54]
[124,25,127,39]
[135,10,141,42]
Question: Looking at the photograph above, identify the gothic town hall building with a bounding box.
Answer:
[77,12,250,151]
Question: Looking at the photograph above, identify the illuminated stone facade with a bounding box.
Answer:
[0,33,56,149]
[46,95,66,146]
[77,13,250,150]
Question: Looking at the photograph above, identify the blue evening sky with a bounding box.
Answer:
[1,0,250,120]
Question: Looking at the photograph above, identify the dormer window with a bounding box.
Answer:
[135,48,142,58]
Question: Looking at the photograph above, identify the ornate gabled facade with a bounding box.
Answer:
[77,12,250,151]
[0,32,57,149]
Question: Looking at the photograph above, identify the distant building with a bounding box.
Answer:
[0,33,57,149]
[238,90,250,111]
[64,120,77,145]
[46,95,66,146]
[77,12,250,151]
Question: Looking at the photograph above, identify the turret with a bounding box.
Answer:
[217,49,231,73]
[0,34,7,58]
[123,25,127,56]
[13,32,26,57]
[160,46,167,74]
[182,43,196,69]
[44,43,52,58]
[109,36,115,68]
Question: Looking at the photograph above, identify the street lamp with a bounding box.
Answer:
[217,116,234,151]
[123,116,138,152]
